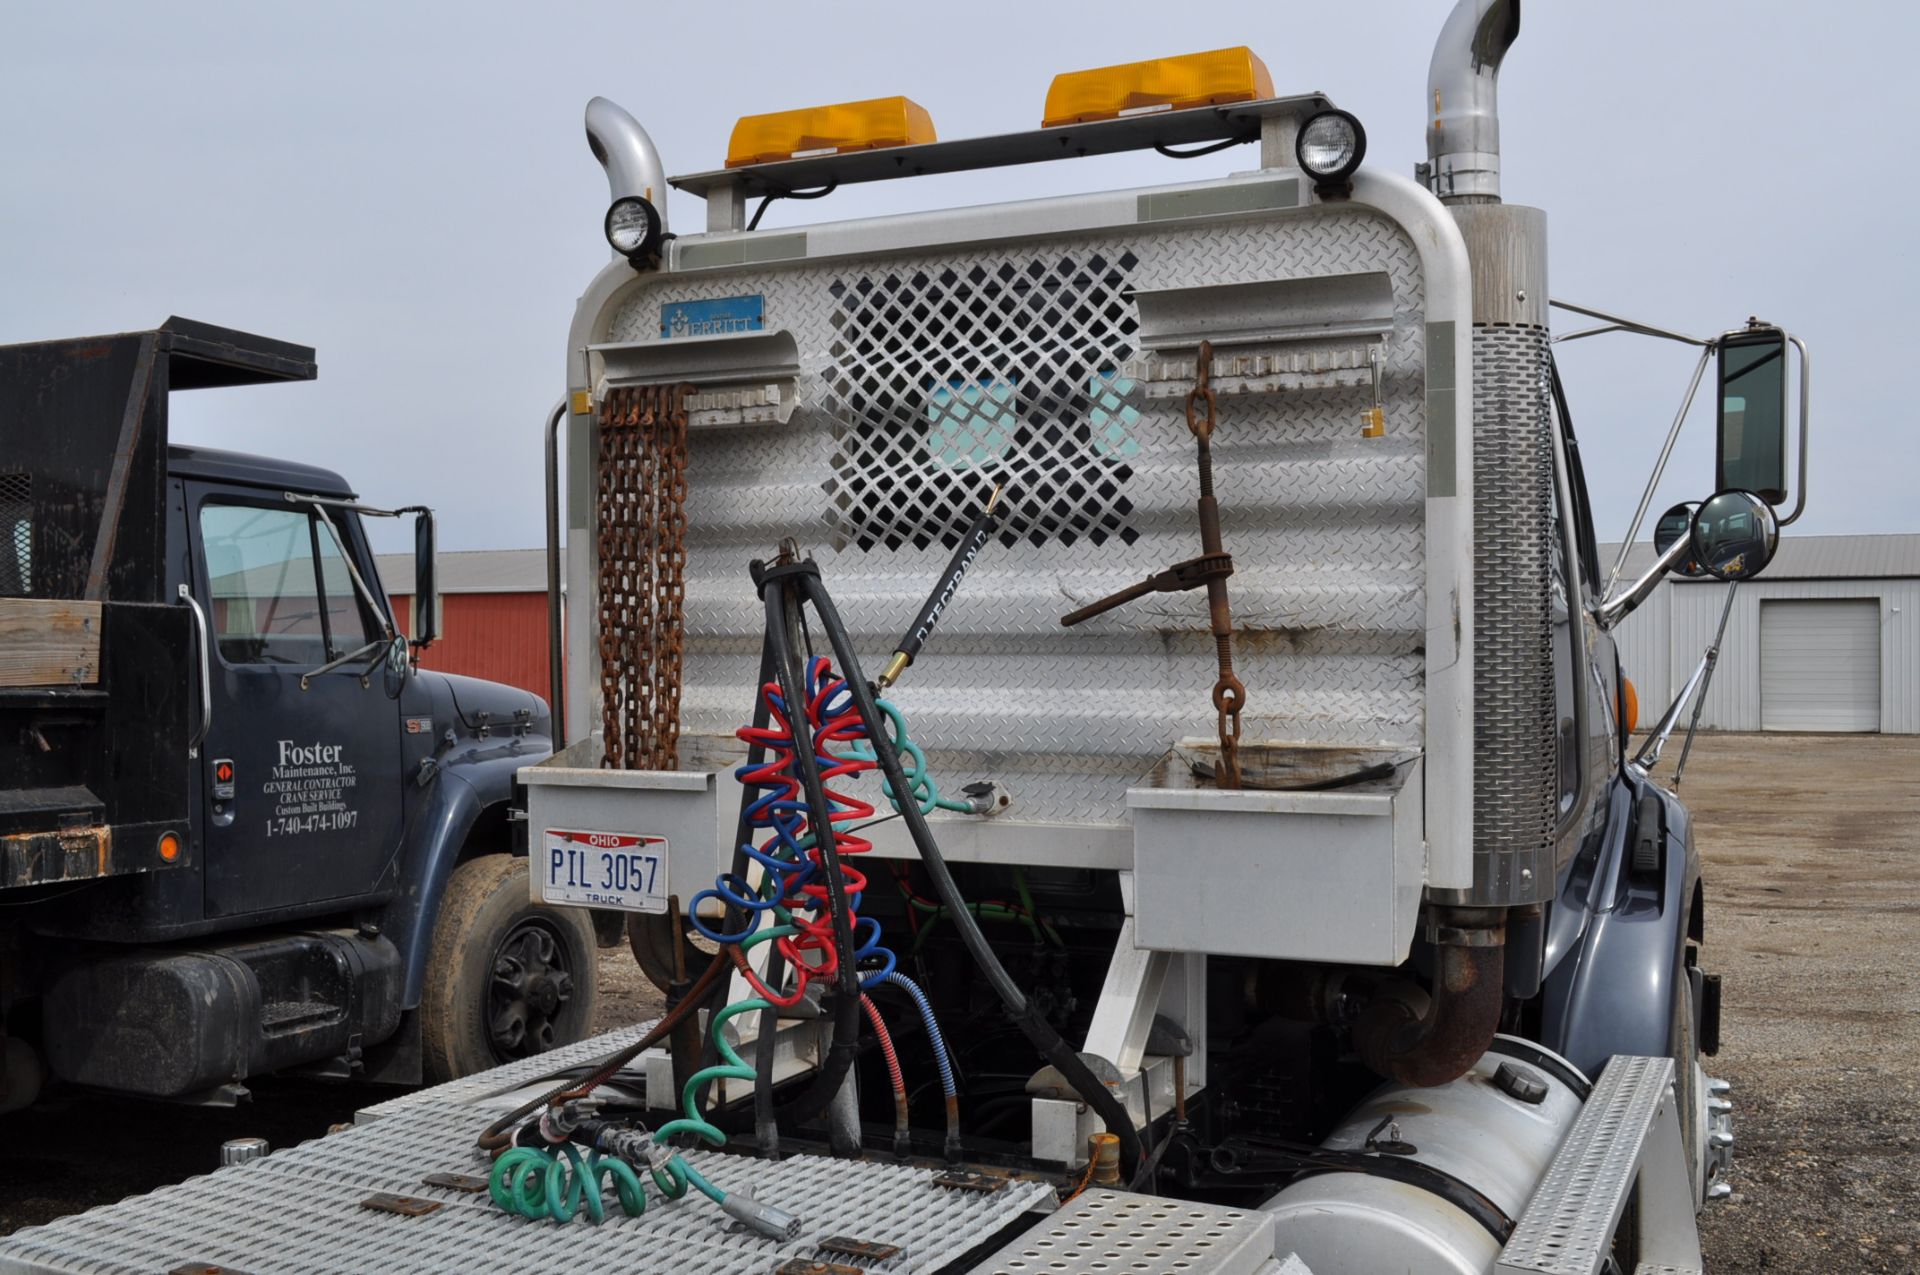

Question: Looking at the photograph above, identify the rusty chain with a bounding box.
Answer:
[596,383,690,771]
[1185,341,1245,789]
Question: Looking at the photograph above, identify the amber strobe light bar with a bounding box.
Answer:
[1042,46,1274,127]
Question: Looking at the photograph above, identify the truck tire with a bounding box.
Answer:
[421,853,600,1084]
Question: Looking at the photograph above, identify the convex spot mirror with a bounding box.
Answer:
[1717,326,1788,506]
[412,509,439,647]
[1689,490,1779,582]
[1653,501,1706,579]
[385,634,411,678]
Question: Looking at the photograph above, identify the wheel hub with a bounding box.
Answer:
[488,921,576,1061]
[1704,1074,1735,1201]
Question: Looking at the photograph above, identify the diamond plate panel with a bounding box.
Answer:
[602,207,1427,825]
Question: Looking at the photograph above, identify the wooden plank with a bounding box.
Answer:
[0,598,103,686]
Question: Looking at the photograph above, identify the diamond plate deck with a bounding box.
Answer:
[355,1019,659,1122]
[599,207,1429,828]
[0,1054,1049,1275]
[972,1190,1274,1275]
[1497,1055,1676,1275]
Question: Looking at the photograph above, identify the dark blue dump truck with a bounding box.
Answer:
[0,318,597,1109]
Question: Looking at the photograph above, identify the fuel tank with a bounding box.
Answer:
[1263,1037,1588,1274]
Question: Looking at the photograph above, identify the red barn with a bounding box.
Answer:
[376,549,560,704]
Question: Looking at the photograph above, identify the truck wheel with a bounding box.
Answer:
[421,854,600,1084]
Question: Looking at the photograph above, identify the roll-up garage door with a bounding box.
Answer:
[1759,598,1882,731]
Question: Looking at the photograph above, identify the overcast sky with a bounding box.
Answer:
[4,1,1910,555]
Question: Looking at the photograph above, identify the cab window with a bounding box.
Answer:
[200,502,374,666]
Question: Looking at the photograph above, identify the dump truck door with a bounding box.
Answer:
[185,481,404,917]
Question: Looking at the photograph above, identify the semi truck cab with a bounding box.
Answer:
[0,318,596,1108]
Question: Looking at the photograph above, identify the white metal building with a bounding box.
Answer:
[1607,534,1920,734]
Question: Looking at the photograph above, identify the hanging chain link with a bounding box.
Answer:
[596,383,690,771]
[1185,341,1245,789]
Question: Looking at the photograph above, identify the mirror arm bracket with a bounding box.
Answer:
[299,638,392,691]
[1601,342,1716,599]
[1594,535,1692,631]
[1548,298,1714,348]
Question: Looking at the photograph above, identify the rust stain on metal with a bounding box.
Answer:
[932,1168,1009,1193]
[358,1192,443,1217]
[420,1171,491,1193]
[817,1236,903,1264]
[0,824,113,889]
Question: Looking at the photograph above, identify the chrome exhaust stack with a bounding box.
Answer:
[585,97,668,250]
[1423,0,1568,909]
[1426,0,1522,204]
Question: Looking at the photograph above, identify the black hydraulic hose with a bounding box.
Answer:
[794,568,1145,1177]
[876,486,1000,690]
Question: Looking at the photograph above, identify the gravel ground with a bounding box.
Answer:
[1682,733,1920,1272]
[0,733,1912,1272]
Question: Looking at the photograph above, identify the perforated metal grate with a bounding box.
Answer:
[821,253,1144,552]
[1497,1055,1674,1275]
[1469,323,1558,903]
[974,1189,1274,1275]
[0,1071,1051,1275]
[0,471,29,597]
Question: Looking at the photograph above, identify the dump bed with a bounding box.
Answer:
[0,318,313,889]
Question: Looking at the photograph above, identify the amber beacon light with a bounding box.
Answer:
[1042,47,1274,127]
[726,96,937,168]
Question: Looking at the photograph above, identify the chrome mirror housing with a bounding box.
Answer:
[1653,501,1706,579]
[1690,490,1779,582]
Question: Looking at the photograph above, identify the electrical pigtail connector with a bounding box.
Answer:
[721,1191,805,1242]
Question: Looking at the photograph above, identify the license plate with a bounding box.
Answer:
[540,828,668,913]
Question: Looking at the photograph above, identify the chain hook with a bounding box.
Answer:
[1184,339,1218,444]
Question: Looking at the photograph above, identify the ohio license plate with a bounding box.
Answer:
[540,828,668,913]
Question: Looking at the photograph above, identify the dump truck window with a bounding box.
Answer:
[199,502,370,665]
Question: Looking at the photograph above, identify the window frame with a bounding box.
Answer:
[196,495,380,670]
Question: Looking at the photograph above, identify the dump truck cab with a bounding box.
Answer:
[0,319,591,1109]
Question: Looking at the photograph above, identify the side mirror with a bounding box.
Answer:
[1690,490,1778,582]
[1653,501,1706,578]
[1717,326,1789,505]
[412,509,439,646]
